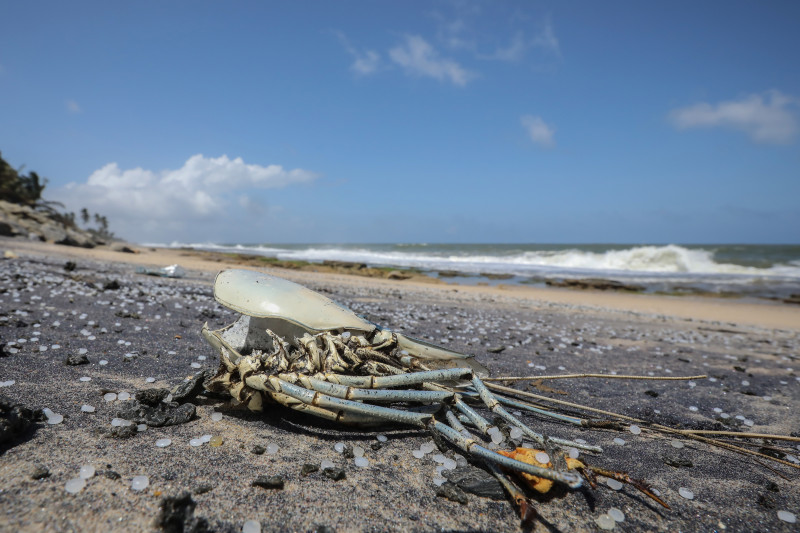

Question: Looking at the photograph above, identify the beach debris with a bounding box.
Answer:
[170,370,209,404]
[778,510,796,523]
[442,465,505,500]
[300,463,319,477]
[435,481,469,505]
[64,478,86,494]
[131,475,150,491]
[135,264,186,278]
[200,269,607,520]
[242,520,262,533]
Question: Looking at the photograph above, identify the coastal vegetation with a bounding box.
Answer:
[0,151,114,242]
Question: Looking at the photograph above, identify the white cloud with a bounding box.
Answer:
[481,32,526,62]
[335,31,381,75]
[389,35,474,86]
[66,100,81,114]
[521,115,555,147]
[531,17,560,56]
[51,154,318,241]
[669,90,798,144]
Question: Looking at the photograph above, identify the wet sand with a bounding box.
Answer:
[0,237,798,532]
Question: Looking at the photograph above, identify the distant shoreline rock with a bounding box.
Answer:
[0,199,104,248]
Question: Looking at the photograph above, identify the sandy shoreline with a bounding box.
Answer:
[1,237,799,532]
[6,238,799,332]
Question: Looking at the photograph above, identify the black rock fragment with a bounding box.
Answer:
[155,492,212,533]
[31,464,50,480]
[63,261,77,272]
[64,353,90,366]
[342,444,354,458]
[322,468,346,481]
[443,465,505,500]
[644,390,659,398]
[436,481,469,505]
[661,455,693,468]
[135,388,171,407]
[0,397,42,449]
[103,279,121,291]
[194,483,214,495]
[108,424,138,439]
[251,445,266,455]
[103,470,122,480]
[115,399,195,428]
[300,463,319,477]
[313,526,336,533]
[171,371,209,404]
[252,475,284,490]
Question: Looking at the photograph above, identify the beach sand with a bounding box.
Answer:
[0,237,798,532]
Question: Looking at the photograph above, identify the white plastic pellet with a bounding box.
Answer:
[534,452,550,464]
[104,393,117,402]
[353,446,365,458]
[79,465,95,479]
[595,513,616,530]
[608,508,625,522]
[266,443,279,454]
[81,405,96,413]
[670,439,684,449]
[118,392,131,401]
[412,450,425,459]
[47,413,64,425]
[320,459,334,470]
[377,434,388,442]
[211,412,223,422]
[145,377,156,383]
[79,376,92,382]
[432,476,447,486]
[777,510,796,523]
[334,442,345,453]
[156,438,172,448]
[131,475,149,491]
[613,438,626,446]
[606,479,624,491]
[242,520,262,533]
[354,457,369,467]
[189,438,203,447]
[200,434,213,443]
[628,425,641,435]
[509,427,523,439]
[678,487,694,500]
[65,478,86,494]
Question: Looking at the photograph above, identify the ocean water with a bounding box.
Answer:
[158,242,800,299]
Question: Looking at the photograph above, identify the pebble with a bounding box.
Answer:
[155,438,172,448]
[777,510,796,523]
[352,446,365,458]
[678,487,694,500]
[670,439,685,449]
[242,520,261,533]
[137,424,147,432]
[606,479,623,490]
[65,478,86,494]
[131,475,149,491]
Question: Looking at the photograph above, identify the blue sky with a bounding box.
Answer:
[1,1,798,244]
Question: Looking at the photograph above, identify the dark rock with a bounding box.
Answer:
[108,424,138,439]
[63,261,77,272]
[64,353,89,366]
[342,444,354,458]
[115,311,141,319]
[443,465,505,500]
[171,371,209,404]
[757,493,776,509]
[135,388,171,407]
[252,475,284,490]
[110,243,137,254]
[31,464,50,480]
[103,279,121,291]
[546,278,645,292]
[194,484,214,495]
[103,470,122,480]
[301,463,319,477]
[156,492,212,533]
[322,468,346,481]
[251,445,266,455]
[313,526,336,533]
[115,400,195,427]
[436,481,469,505]
[644,390,659,398]
[0,397,42,448]
[661,455,693,468]
[370,442,382,451]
